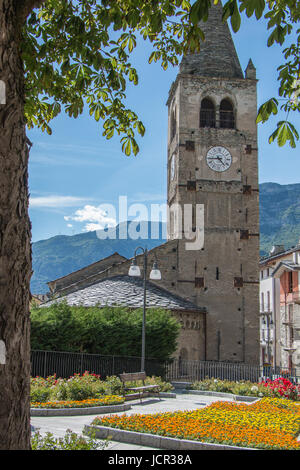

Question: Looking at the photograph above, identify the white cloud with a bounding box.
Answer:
[30,195,91,208]
[64,204,117,232]
[84,223,104,232]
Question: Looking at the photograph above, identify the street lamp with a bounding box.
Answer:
[128,247,162,372]
[261,311,273,366]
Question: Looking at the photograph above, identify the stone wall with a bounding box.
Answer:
[165,71,260,364]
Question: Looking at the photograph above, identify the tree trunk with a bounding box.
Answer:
[0,0,32,450]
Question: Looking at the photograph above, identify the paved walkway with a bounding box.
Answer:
[30,391,238,450]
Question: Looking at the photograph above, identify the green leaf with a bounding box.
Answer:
[256,98,278,124]
[268,121,299,148]
[230,1,241,33]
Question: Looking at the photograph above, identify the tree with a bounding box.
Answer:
[0,0,299,450]
[0,0,204,450]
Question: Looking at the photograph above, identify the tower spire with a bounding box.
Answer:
[180,2,243,79]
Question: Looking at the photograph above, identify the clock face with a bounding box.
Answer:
[206,146,232,172]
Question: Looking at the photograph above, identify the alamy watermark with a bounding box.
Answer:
[95,196,204,251]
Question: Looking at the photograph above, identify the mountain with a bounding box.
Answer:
[31,183,300,294]
[259,182,300,257]
[31,221,166,294]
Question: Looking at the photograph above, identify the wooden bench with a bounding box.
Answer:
[119,372,161,403]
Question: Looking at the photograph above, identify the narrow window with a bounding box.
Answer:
[288,271,293,293]
[220,99,235,129]
[261,292,264,312]
[200,98,215,128]
[216,267,219,280]
[170,106,176,140]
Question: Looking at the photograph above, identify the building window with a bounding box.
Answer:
[200,98,216,128]
[288,271,293,293]
[220,99,235,129]
[267,291,270,312]
[261,292,264,311]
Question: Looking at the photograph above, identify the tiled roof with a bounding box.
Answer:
[42,275,203,312]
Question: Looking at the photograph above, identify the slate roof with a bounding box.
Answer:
[42,275,203,312]
[180,2,244,79]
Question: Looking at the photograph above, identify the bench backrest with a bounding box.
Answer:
[119,371,146,383]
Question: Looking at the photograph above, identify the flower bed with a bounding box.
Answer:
[92,397,300,450]
[30,371,172,408]
[189,377,300,401]
[31,395,124,409]
[261,378,299,400]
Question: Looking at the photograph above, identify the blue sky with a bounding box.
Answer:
[28,11,300,242]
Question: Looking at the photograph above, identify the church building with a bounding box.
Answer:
[45,4,260,365]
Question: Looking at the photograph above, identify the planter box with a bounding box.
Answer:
[30,403,131,417]
[84,424,257,451]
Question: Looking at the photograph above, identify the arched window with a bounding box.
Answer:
[220,99,235,129]
[200,98,215,128]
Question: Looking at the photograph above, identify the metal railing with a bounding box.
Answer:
[164,358,298,383]
[31,350,164,379]
[219,110,235,129]
[200,109,216,128]
[31,350,299,383]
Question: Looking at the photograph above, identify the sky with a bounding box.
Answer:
[27,9,300,242]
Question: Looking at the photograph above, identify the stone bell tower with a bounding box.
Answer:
[166,3,260,364]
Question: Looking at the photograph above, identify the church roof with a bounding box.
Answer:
[180,2,244,79]
[41,275,204,312]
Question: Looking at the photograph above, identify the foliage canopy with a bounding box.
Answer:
[30,302,181,360]
[22,0,300,151]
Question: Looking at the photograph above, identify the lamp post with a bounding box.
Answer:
[128,247,161,372]
[261,311,273,366]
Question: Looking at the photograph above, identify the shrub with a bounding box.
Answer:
[54,371,104,401]
[30,372,173,405]
[30,387,51,403]
[102,375,123,396]
[30,374,59,403]
[31,303,180,361]
[31,429,105,450]
[189,377,300,401]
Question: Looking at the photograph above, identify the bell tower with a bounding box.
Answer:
[166,3,260,363]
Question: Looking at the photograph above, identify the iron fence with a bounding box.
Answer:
[31,350,299,383]
[165,358,299,383]
[30,350,164,379]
